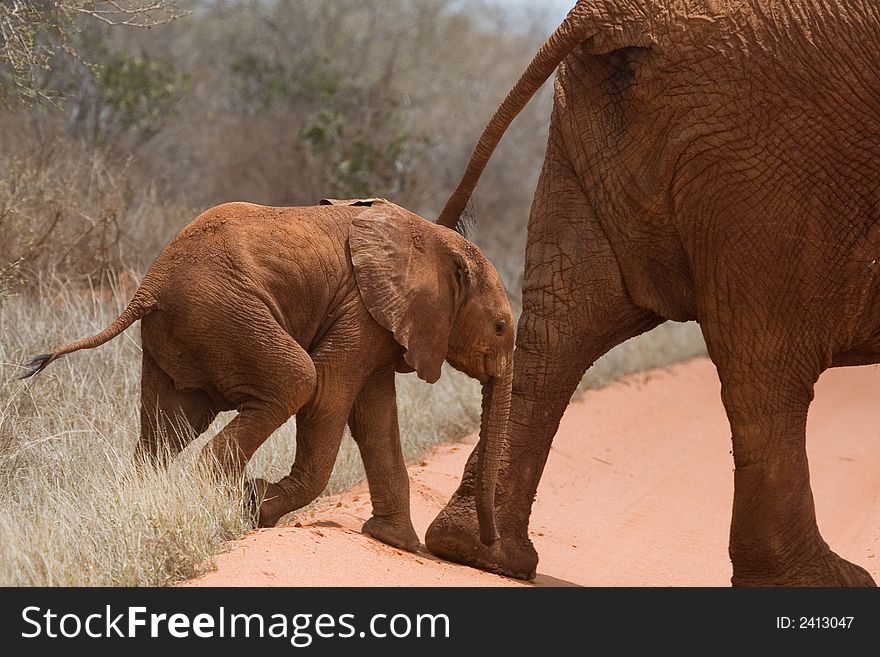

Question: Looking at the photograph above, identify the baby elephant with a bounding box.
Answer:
[24,198,514,551]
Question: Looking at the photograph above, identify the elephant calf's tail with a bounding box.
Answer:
[20,289,157,379]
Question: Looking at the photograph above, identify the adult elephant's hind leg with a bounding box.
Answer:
[426,135,662,578]
[711,333,875,586]
[427,301,660,578]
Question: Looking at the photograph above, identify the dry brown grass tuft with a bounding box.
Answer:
[0,278,241,585]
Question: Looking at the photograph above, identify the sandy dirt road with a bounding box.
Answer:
[184,358,880,587]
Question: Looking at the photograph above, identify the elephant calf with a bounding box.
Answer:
[24,198,514,552]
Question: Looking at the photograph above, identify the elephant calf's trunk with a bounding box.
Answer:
[475,366,512,546]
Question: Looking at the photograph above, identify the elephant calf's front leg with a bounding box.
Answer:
[348,366,420,552]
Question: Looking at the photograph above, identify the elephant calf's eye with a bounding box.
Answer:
[494,321,506,336]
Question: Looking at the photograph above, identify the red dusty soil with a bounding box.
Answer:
[183,358,880,587]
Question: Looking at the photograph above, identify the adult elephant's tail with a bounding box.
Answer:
[437,1,598,230]
[20,284,159,379]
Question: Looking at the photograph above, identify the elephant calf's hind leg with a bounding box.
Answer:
[136,349,217,466]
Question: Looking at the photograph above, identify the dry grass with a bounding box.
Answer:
[0,278,241,585]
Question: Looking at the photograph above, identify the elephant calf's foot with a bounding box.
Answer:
[425,496,538,580]
[362,515,420,552]
[243,479,291,528]
[242,478,265,527]
[733,548,876,587]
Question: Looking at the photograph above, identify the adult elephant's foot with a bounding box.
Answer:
[425,492,538,580]
[732,546,876,587]
[362,515,420,552]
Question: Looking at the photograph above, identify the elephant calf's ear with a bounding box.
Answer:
[349,209,455,384]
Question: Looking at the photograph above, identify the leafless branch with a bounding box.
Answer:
[74,1,189,27]
[0,0,189,102]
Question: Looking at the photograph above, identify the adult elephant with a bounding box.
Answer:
[425,0,879,586]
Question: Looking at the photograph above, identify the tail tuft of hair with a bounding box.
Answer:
[20,354,53,380]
